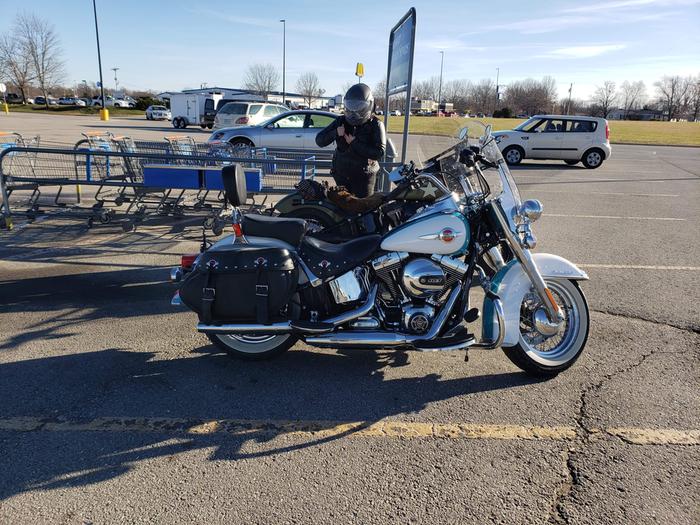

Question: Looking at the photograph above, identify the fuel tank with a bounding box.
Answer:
[380,212,469,255]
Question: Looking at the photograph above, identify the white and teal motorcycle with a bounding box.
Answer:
[173,123,589,377]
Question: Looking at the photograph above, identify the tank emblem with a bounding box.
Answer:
[439,228,456,243]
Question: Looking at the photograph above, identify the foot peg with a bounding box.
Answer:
[289,320,334,334]
[464,308,480,323]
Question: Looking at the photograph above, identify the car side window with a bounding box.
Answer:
[543,119,565,132]
[272,114,305,128]
[570,120,597,132]
[249,104,263,115]
[305,114,335,128]
[522,119,547,132]
[263,106,277,117]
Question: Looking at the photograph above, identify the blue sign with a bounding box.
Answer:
[387,9,416,95]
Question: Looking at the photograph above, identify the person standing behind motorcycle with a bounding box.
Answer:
[315,83,386,197]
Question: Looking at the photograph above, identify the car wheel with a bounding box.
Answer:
[564,159,578,166]
[503,146,524,166]
[582,148,604,169]
[229,138,254,156]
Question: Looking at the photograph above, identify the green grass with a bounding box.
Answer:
[4,104,144,117]
[386,116,700,146]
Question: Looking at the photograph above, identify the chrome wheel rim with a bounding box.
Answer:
[586,151,601,166]
[518,280,584,366]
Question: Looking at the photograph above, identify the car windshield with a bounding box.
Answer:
[514,117,544,131]
[152,106,166,110]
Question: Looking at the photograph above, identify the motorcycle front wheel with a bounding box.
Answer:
[502,279,589,378]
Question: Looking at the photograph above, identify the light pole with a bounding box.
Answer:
[280,19,286,105]
[437,51,444,115]
[111,67,120,95]
[494,67,500,115]
[92,0,107,120]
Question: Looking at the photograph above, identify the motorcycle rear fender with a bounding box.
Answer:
[482,253,588,347]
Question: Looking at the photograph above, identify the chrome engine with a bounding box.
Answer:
[369,252,471,333]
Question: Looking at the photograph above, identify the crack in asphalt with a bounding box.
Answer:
[591,308,700,334]
[548,336,697,524]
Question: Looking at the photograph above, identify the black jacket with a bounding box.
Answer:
[315,115,387,178]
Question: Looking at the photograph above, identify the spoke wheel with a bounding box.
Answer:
[503,279,589,377]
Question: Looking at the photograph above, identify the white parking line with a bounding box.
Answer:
[531,191,679,197]
[577,263,700,271]
[546,213,685,221]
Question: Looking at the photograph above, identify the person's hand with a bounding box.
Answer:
[337,125,345,137]
[344,133,355,144]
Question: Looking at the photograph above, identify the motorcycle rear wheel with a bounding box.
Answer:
[502,279,589,378]
[208,333,298,361]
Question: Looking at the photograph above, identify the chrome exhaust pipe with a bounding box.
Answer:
[197,284,379,336]
[306,284,462,348]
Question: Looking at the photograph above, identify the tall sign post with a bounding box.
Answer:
[383,7,416,173]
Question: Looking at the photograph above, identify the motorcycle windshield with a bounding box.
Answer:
[463,121,521,207]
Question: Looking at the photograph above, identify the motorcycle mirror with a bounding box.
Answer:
[484,124,492,137]
[458,127,468,140]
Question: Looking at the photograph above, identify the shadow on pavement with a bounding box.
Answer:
[0,344,540,500]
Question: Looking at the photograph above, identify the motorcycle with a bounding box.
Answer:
[171,123,590,377]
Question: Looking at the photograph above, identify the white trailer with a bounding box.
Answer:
[170,92,223,129]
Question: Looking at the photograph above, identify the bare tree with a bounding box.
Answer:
[590,81,617,118]
[295,72,324,108]
[0,28,35,103]
[16,13,65,108]
[374,78,386,110]
[655,75,689,121]
[504,77,557,116]
[687,76,700,122]
[619,80,646,118]
[243,63,279,99]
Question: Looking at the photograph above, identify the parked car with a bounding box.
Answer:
[113,98,134,108]
[391,109,402,116]
[47,97,58,105]
[145,105,171,120]
[91,95,115,107]
[213,101,288,130]
[34,96,46,105]
[75,99,87,107]
[208,109,397,161]
[5,93,22,104]
[492,115,611,169]
[375,109,384,116]
[209,110,332,150]
[58,97,79,105]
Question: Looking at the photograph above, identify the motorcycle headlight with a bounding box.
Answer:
[519,199,543,222]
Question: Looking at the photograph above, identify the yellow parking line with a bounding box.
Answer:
[0,417,697,445]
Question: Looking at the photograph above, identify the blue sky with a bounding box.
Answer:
[2,0,698,100]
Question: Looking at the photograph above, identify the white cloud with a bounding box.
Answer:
[546,44,627,59]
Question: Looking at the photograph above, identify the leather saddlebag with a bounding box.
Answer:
[178,246,297,324]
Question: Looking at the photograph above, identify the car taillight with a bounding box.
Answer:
[235,116,249,124]
[181,254,197,269]
[605,122,610,140]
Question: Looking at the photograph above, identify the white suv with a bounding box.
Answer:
[493,115,611,169]
[213,102,288,129]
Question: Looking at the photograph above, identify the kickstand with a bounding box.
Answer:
[464,349,469,362]
[200,226,211,253]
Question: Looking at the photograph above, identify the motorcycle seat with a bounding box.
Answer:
[299,234,381,278]
[242,214,307,247]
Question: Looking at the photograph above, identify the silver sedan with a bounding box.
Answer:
[207,110,338,152]
[207,109,396,159]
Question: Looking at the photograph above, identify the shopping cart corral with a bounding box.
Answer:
[0,137,358,233]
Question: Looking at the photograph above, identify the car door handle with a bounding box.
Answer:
[295,134,302,138]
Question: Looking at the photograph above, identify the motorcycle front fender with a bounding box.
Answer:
[482,253,588,347]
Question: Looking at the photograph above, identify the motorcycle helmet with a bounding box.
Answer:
[344,83,374,126]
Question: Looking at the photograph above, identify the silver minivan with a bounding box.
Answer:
[213,102,288,130]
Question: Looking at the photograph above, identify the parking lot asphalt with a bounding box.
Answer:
[0,113,699,524]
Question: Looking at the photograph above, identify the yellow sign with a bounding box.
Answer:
[355,62,364,79]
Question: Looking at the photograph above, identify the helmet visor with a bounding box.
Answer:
[344,99,371,125]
